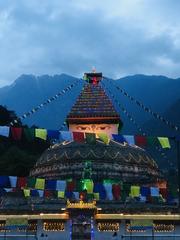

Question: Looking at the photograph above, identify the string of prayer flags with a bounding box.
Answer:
[10,79,81,126]
[35,129,47,140]
[0,124,173,149]
[98,133,110,145]
[0,176,173,202]
[104,77,179,132]
[158,137,170,149]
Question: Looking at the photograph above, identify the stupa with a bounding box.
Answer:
[30,72,160,184]
[1,72,179,240]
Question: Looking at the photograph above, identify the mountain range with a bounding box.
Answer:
[0,73,179,137]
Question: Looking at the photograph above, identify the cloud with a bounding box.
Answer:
[0,0,180,86]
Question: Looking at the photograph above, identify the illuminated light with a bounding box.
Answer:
[97,222,120,232]
[43,220,65,232]
[61,208,66,211]
[66,200,96,209]
[40,213,44,216]
[97,208,102,211]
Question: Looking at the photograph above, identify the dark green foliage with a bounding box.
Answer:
[0,105,49,176]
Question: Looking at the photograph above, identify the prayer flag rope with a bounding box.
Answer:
[0,125,173,148]
[101,83,170,160]
[10,79,82,126]
[0,176,172,201]
[103,77,180,132]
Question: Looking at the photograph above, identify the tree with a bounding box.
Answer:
[0,105,49,176]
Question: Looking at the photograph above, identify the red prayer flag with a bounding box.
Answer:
[17,177,27,188]
[112,184,121,200]
[11,127,22,140]
[44,190,53,198]
[135,135,147,146]
[67,181,76,192]
[72,132,85,143]
[159,188,168,199]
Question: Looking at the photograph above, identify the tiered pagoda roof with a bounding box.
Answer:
[66,84,122,125]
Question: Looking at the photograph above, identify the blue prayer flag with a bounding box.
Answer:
[47,130,60,140]
[112,134,127,143]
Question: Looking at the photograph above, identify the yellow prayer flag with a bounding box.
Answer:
[35,129,47,140]
[35,178,45,190]
[23,189,30,197]
[94,193,99,200]
[58,191,65,198]
[130,186,140,197]
[158,137,170,148]
[83,180,94,194]
[98,133,110,145]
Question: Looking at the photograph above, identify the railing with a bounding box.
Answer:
[120,235,180,240]
[0,234,37,239]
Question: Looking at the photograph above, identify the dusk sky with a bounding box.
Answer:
[0,0,180,86]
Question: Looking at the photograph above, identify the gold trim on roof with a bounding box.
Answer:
[95,214,180,221]
[66,200,96,209]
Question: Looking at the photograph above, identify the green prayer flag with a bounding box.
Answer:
[35,129,47,140]
[94,193,99,200]
[103,179,119,184]
[27,177,36,188]
[76,180,84,192]
[87,193,94,200]
[23,128,35,141]
[158,137,171,148]
[98,133,110,145]
[85,133,96,144]
[147,136,159,146]
[83,179,94,193]
[58,191,65,198]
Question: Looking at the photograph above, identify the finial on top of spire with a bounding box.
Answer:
[92,66,96,73]
[83,71,102,85]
